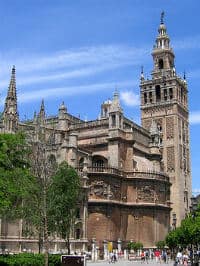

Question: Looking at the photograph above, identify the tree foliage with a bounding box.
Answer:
[0,132,32,218]
[0,133,81,263]
[127,241,143,252]
[165,205,200,249]
[155,240,166,249]
[48,161,81,254]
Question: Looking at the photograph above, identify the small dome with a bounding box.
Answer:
[159,23,166,30]
[59,101,66,110]
[59,101,67,114]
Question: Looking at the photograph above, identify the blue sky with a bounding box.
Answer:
[0,0,200,192]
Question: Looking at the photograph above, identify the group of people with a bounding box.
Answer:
[140,249,169,263]
[175,249,200,266]
[108,251,118,263]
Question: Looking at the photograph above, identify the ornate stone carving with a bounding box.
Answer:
[89,179,121,200]
[137,182,154,202]
[143,119,151,131]
[89,180,109,198]
[166,116,174,139]
[167,146,175,171]
[155,118,163,128]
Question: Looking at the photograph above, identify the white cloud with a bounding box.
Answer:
[190,111,200,124]
[18,80,137,104]
[0,45,148,90]
[120,90,140,107]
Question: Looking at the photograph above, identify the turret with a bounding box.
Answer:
[57,102,68,130]
[108,91,123,129]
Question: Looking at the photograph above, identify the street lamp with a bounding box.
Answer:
[172,213,177,230]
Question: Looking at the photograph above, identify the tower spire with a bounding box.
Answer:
[38,99,46,123]
[3,65,19,132]
[151,12,175,78]
[8,65,17,99]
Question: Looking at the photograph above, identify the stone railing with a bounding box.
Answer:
[70,118,108,130]
[77,167,169,182]
[125,170,169,182]
[77,166,123,176]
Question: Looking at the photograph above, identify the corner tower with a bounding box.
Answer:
[140,13,192,225]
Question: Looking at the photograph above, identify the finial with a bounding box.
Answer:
[12,65,16,74]
[41,99,44,109]
[141,65,144,74]
[183,70,186,80]
[161,11,165,24]
[140,66,144,80]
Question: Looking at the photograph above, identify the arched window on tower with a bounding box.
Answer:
[155,85,161,102]
[180,88,184,103]
[149,92,153,103]
[164,89,168,101]
[111,114,116,127]
[144,92,147,104]
[169,88,173,99]
[158,59,164,69]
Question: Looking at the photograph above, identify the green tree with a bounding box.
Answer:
[127,241,143,253]
[21,140,56,266]
[48,161,81,254]
[165,205,200,254]
[0,132,31,218]
[155,240,166,250]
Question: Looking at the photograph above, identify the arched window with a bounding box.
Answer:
[92,155,108,170]
[155,85,161,102]
[112,114,116,127]
[164,89,168,101]
[169,88,173,99]
[159,59,164,69]
[79,157,84,168]
[144,93,147,104]
[75,228,81,239]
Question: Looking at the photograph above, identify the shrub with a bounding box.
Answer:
[0,253,62,266]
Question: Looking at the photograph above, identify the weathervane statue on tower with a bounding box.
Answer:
[161,11,165,24]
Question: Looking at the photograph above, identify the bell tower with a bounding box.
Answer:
[140,13,192,226]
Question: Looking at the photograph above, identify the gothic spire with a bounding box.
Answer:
[8,65,17,99]
[3,65,19,132]
[38,99,46,122]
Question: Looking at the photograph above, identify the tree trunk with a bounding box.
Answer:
[67,235,70,255]
[43,184,49,266]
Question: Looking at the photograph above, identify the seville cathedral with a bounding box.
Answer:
[0,15,192,253]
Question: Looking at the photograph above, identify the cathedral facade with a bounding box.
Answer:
[0,16,191,253]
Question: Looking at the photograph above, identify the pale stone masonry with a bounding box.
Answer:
[0,15,191,253]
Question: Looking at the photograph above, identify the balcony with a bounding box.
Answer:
[77,167,169,183]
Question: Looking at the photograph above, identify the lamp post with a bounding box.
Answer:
[172,213,177,230]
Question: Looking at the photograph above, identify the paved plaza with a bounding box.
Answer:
[87,259,174,266]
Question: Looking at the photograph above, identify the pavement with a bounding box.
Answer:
[87,259,174,266]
